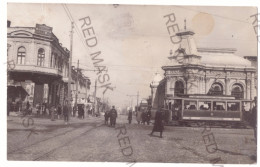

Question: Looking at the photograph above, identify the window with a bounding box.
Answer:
[208,82,223,95]
[37,48,45,66]
[227,102,240,111]
[184,100,197,110]
[213,101,226,111]
[17,47,26,64]
[174,81,184,96]
[54,53,57,68]
[198,101,211,110]
[231,84,244,99]
[51,53,54,68]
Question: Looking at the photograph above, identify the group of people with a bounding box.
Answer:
[104,106,118,127]
[136,108,152,125]
[45,103,69,124]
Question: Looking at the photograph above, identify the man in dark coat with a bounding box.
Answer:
[128,109,132,124]
[110,106,117,127]
[104,110,110,125]
[150,109,164,138]
[147,107,151,125]
[63,101,69,124]
[57,104,62,119]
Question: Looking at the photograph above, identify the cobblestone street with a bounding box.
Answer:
[7,114,257,164]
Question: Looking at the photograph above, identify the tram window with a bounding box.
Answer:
[227,102,240,111]
[198,101,211,110]
[213,101,226,111]
[184,101,197,110]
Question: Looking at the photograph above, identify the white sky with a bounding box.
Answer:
[7,3,258,108]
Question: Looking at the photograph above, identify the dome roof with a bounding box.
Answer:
[198,48,251,67]
[151,73,163,86]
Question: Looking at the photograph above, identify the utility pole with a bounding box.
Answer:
[75,59,79,109]
[137,91,139,108]
[93,79,97,115]
[68,21,74,117]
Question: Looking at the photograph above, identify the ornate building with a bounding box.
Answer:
[150,29,257,111]
[7,21,90,110]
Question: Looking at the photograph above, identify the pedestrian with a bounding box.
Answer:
[164,109,170,125]
[136,109,142,124]
[141,111,145,124]
[128,109,132,124]
[63,101,69,124]
[104,110,110,125]
[50,105,56,121]
[110,106,117,127]
[57,103,62,119]
[82,105,85,119]
[252,97,257,143]
[150,108,164,138]
[36,103,41,117]
[73,105,77,117]
[147,107,151,125]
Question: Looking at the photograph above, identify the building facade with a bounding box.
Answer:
[7,21,73,110]
[150,29,257,111]
[71,68,91,105]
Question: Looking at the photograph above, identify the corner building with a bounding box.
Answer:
[150,29,257,112]
[7,21,70,108]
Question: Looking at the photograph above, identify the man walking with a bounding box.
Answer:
[128,108,132,124]
[104,110,110,125]
[63,101,69,125]
[57,104,62,119]
[150,108,164,138]
[110,106,117,127]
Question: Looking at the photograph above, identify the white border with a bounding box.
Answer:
[1,0,259,167]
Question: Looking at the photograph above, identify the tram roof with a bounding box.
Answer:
[167,94,236,100]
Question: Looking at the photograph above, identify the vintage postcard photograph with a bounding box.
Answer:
[5,2,258,165]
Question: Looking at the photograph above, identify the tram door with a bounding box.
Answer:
[173,99,182,120]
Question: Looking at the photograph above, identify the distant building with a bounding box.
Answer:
[150,29,257,111]
[71,68,91,105]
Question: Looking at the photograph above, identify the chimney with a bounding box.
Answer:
[7,20,11,27]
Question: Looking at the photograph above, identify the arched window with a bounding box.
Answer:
[208,82,223,95]
[231,83,244,99]
[17,47,26,64]
[174,81,184,96]
[37,48,45,66]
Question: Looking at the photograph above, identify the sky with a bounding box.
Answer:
[7,3,258,109]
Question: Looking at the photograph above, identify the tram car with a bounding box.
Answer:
[164,94,254,125]
[136,99,148,124]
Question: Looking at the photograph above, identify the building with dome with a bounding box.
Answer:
[150,29,257,112]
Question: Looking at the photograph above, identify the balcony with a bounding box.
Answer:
[11,64,62,76]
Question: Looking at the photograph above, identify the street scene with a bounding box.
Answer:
[6,3,257,165]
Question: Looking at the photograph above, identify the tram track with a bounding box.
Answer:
[8,119,104,157]
[33,123,104,161]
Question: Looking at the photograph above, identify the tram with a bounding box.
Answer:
[136,99,149,124]
[165,94,254,124]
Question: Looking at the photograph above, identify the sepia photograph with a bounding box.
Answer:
[5,2,258,165]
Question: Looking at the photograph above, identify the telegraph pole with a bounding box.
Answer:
[93,79,97,115]
[75,59,79,109]
[68,21,74,116]
[137,91,139,108]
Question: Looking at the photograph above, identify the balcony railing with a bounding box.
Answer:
[12,64,62,76]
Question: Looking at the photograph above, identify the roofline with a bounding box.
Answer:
[197,47,237,54]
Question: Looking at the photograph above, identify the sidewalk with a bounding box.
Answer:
[7,112,103,130]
